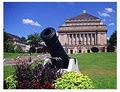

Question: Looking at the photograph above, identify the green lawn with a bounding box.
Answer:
[4,66,15,79]
[70,52,117,89]
[4,52,117,89]
[4,52,40,58]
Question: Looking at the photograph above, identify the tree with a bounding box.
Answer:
[27,32,42,47]
[107,39,110,46]
[20,37,27,43]
[29,46,36,53]
[14,45,23,53]
[4,31,10,52]
[7,43,15,53]
[4,32,9,43]
[109,31,117,46]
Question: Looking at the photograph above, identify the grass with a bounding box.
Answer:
[4,66,15,79]
[70,52,117,89]
[4,52,40,58]
[4,52,117,89]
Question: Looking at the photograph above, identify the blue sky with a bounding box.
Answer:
[4,2,116,39]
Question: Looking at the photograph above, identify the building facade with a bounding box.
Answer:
[7,32,30,52]
[58,11,107,54]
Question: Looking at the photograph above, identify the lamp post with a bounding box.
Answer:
[28,40,32,62]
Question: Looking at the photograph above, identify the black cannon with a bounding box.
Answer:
[40,27,69,68]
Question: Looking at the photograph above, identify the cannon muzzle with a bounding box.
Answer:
[40,27,69,68]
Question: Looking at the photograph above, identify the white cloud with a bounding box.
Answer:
[104,8,115,13]
[98,7,115,17]
[108,23,115,26]
[102,19,106,21]
[22,19,41,27]
[98,11,110,17]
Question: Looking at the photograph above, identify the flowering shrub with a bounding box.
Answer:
[53,71,94,89]
[14,61,61,89]
[5,75,17,89]
[4,59,94,89]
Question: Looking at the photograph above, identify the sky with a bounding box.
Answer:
[4,2,117,39]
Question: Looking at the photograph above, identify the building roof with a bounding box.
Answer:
[58,10,107,32]
[6,32,29,45]
[68,12,99,21]
[7,32,20,40]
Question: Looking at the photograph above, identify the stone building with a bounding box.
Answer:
[58,10,107,54]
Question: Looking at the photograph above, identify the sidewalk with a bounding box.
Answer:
[4,54,51,66]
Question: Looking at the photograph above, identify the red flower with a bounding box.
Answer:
[33,82,40,89]
[42,81,54,89]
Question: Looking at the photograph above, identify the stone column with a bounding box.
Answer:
[75,34,77,45]
[79,34,81,45]
[74,34,76,45]
[73,34,75,45]
[71,34,73,45]
[88,33,90,45]
[76,34,79,45]
[86,34,88,45]
[91,34,92,45]
[87,34,88,45]
[93,34,95,45]
[85,34,87,45]
[83,34,85,45]
[70,34,72,45]
[84,34,86,45]
[96,32,98,45]
[81,34,83,45]
[67,34,69,45]
[92,34,94,45]
[94,33,96,45]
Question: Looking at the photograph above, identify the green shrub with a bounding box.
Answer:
[6,43,15,53]
[5,75,17,89]
[53,71,94,89]
[91,47,99,52]
[107,45,115,52]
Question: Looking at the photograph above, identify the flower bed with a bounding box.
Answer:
[4,60,94,89]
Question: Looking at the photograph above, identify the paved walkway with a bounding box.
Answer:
[4,54,51,66]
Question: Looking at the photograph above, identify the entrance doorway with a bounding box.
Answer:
[87,50,90,53]
[79,50,81,53]
[70,50,73,54]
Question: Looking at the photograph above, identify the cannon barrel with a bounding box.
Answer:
[40,27,69,68]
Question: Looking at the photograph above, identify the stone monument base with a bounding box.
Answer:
[58,58,80,74]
